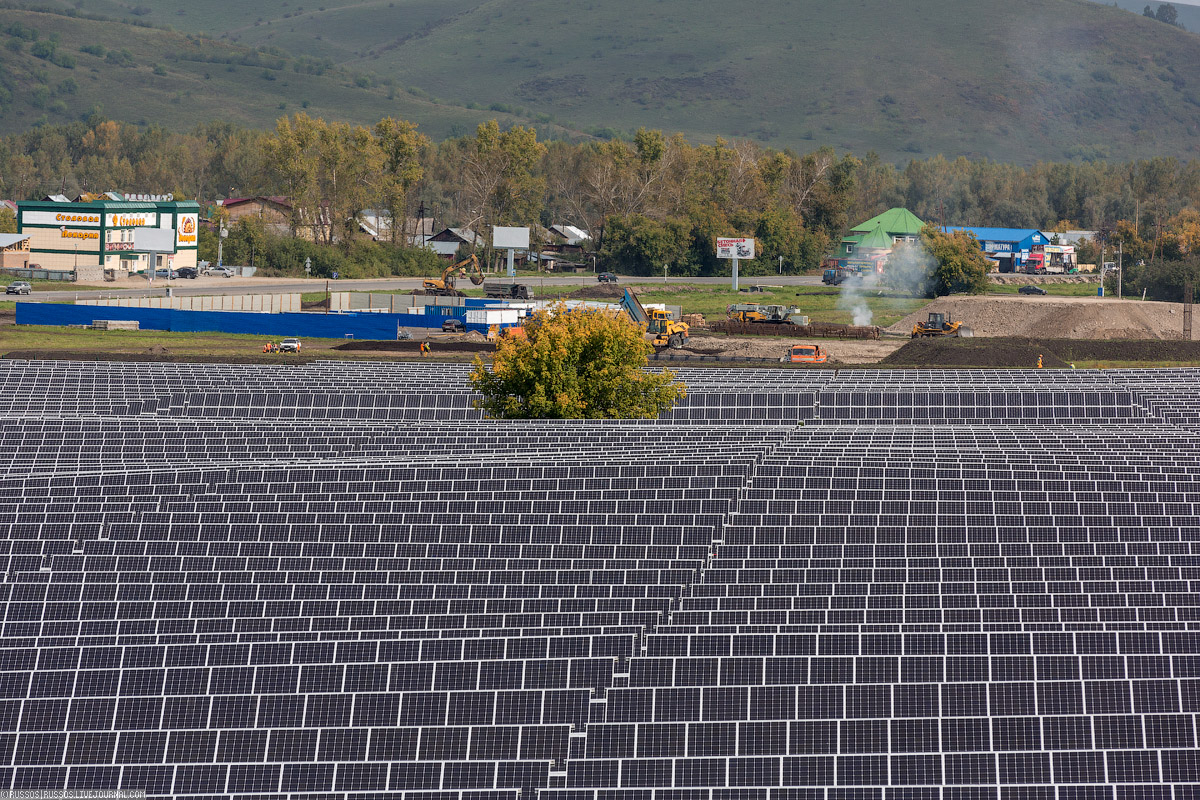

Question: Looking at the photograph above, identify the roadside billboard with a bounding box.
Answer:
[716,237,754,260]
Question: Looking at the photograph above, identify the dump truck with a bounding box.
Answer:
[911,312,973,338]
[422,254,484,297]
[785,344,828,364]
[487,325,527,342]
[620,288,689,349]
[483,281,532,300]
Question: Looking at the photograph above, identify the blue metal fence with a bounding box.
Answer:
[15,302,503,339]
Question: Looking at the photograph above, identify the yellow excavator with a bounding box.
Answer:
[422,254,484,297]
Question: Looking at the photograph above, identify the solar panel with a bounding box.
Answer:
[0,360,1196,799]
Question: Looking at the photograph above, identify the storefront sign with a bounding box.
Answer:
[61,229,99,241]
[176,214,198,246]
[106,214,153,227]
[106,241,136,251]
[22,210,101,227]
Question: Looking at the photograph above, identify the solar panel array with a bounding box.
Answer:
[0,359,1197,800]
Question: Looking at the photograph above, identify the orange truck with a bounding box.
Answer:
[786,344,828,364]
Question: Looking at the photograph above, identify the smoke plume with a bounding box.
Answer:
[837,242,935,326]
[836,270,881,326]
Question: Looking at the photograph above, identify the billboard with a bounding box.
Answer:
[716,237,755,260]
[133,227,176,252]
[493,226,530,249]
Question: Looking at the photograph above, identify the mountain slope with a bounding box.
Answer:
[0,8,550,140]
[370,0,1200,162]
[1093,0,1200,31]
[6,0,1200,162]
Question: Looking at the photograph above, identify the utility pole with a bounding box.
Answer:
[1117,241,1123,300]
[1185,281,1193,341]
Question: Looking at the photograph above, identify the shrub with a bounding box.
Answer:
[30,39,56,60]
[470,304,686,419]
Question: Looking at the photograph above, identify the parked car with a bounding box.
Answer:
[1018,285,1048,295]
[176,267,198,279]
[442,319,465,333]
[278,338,301,353]
[154,268,178,279]
[203,266,236,277]
[597,272,618,283]
[5,281,31,295]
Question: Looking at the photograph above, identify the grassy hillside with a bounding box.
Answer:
[7,0,1200,162]
[1095,0,1200,31]
[371,0,1200,162]
[0,8,557,139]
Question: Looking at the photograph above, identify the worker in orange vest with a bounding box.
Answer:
[1037,354,1043,369]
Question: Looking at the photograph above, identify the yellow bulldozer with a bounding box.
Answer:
[911,312,973,338]
[422,254,484,297]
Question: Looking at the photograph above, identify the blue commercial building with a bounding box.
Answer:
[945,227,1048,272]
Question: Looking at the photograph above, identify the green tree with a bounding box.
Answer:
[225,216,267,267]
[262,113,319,238]
[453,120,546,260]
[598,214,689,276]
[1123,255,1200,301]
[470,304,686,419]
[1157,3,1179,25]
[918,225,991,296]
[0,208,15,233]
[373,117,428,245]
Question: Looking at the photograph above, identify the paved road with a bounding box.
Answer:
[30,274,824,302]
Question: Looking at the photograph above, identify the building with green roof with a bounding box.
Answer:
[17,197,199,279]
[838,207,925,259]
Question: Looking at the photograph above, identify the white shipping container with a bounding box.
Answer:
[465,309,521,325]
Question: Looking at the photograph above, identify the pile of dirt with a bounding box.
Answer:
[146,345,171,355]
[333,339,493,353]
[990,274,1100,285]
[888,296,1189,340]
[881,336,1200,368]
[1032,338,1200,364]
[881,338,1070,368]
[567,284,625,300]
[566,282,704,301]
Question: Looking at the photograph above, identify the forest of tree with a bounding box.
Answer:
[4,114,1200,279]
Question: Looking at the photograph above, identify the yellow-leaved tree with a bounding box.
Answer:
[470,304,686,419]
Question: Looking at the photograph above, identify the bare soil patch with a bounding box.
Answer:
[334,340,493,354]
[881,337,1200,368]
[888,295,1190,340]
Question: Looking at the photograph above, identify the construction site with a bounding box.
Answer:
[6,268,1200,368]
